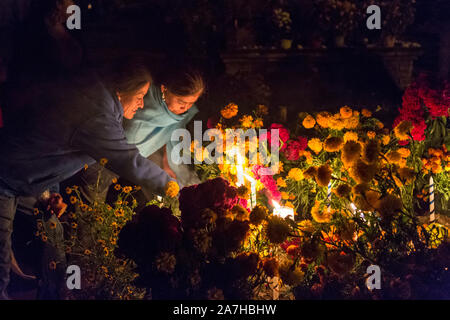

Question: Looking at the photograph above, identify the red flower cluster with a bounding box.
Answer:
[260,123,290,151]
[283,136,308,161]
[394,74,449,142]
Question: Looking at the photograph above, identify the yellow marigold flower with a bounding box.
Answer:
[316,111,331,128]
[220,103,238,119]
[276,177,287,188]
[324,136,344,152]
[279,263,304,287]
[281,191,290,200]
[114,184,122,191]
[376,120,384,129]
[308,138,323,154]
[311,201,332,223]
[382,135,390,145]
[116,200,122,206]
[361,108,372,117]
[70,196,77,204]
[112,177,118,184]
[256,104,269,115]
[33,208,40,215]
[165,181,180,198]
[265,216,291,244]
[343,115,359,129]
[343,131,358,142]
[99,158,108,166]
[285,201,294,208]
[341,141,362,167]
[334,184,351,198]
[302,114,316,129]
[393,121,412,140]
[254,118,264,128]
[288,168,304,181]
[367,131,376,139]
[386,151,402,164]
[49,261,57,270]
[71,222,78,229]
[315,164,332,187]
[80,203,89,212]
[397,148,411,158]
[65,187,72,195]
[397,167,415,184]
[340,106,353,119]
[329,114,346,130]
[297,219,315,235]
[362,140,380,164]
[240,115,254,127]
[123,186,132,193]
[115,208,125,217]
[303,166,317,179]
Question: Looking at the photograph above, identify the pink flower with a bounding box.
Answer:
[283,136,308,161]
[252,165,281,202]
[260,124,290,151]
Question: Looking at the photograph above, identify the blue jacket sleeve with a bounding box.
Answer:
[70,113,174,196]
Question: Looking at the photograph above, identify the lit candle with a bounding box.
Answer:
[244,173,257,210]
[430,176,435,222]
[272,200,294,220]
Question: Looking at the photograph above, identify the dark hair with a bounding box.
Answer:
[110,58,152,95]
[160,65,205,97]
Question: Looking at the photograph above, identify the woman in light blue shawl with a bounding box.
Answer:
[123,66,204,188]
[73,65,204,204]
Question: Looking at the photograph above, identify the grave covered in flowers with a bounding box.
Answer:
[47,75,450,300]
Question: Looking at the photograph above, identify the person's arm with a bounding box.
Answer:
[71,113,174,197]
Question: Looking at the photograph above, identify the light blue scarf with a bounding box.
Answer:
[123,84,200,187]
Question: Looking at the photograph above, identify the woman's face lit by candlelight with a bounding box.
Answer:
[117,82,150,119]
[162,85,202,115]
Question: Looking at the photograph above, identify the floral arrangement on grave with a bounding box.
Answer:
[273,8,293,49]
[316,0,358,46]
[372,0,416,46]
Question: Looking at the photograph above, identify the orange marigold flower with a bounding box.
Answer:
[123,186,132,193]
[316,111,331,128]
[220,103,238,119]
[114,184,122,191]
[308,138,323,154]
[165,181,180,198]
[340,106,353,119]
[367,131,376,139]
[302,114,316,129]
[393,121,412,140]
[361,108,372,117]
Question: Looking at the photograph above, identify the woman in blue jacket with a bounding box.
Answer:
[123,65,204,187]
